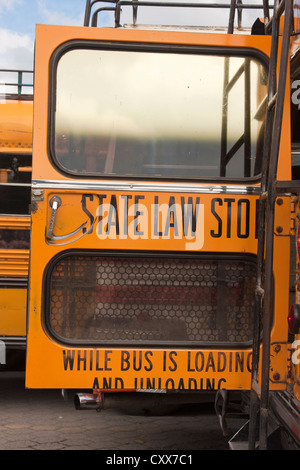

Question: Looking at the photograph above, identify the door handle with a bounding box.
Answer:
[46,195,88,243]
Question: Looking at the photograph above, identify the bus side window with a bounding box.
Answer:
[0,154,31,214]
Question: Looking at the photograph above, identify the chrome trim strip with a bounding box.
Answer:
[0,182,31,187]
[32,179,261,195]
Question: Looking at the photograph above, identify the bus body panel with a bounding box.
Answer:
[0,84,32,347]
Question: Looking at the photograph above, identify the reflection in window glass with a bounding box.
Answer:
[54,48,267,179]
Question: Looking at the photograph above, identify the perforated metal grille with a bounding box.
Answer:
[48,254,256,345]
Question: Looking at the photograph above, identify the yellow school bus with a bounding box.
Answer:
[0,70,33,354]
[23,0,300,449]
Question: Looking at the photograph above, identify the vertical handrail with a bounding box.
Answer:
[237,0,243,28]
[263,0,271,31]
[249,1,280,445]
[259,0,293,450]
[228,0,237,33]
[84,0,117,26]
[220,58,230,177]
[132,0,138,24]
[244,58,251,177]
[17,71,22,96]
[247,0,293,450]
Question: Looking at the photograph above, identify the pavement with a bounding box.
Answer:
[0,370,244,451]
[0,350,249,452]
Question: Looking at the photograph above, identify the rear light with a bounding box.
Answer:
[288,304,300,334]
[297,224,300,257]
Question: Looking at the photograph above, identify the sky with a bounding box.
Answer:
[0,0,84,69]
[0,0,264,70]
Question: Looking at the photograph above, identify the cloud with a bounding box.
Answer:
[0,0,83,70]
[0,28,33,69]
[0,0,23,14]
[37,0,82,26]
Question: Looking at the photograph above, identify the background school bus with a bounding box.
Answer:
[0,69,33,355]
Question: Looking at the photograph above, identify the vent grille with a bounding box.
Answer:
[48,254,256,345]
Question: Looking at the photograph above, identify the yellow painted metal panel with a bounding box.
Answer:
[0,249,29,277]
[0,99,33,153]
[0,288,27,336]
[0,216,30,230]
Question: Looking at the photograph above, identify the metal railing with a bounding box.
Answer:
[0,69,33,100]
[84,0,274,29]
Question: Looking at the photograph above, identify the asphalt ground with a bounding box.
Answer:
[0,351,247,456]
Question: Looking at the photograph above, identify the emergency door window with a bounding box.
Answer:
[52,46,267,179]
[47,253,256,346]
